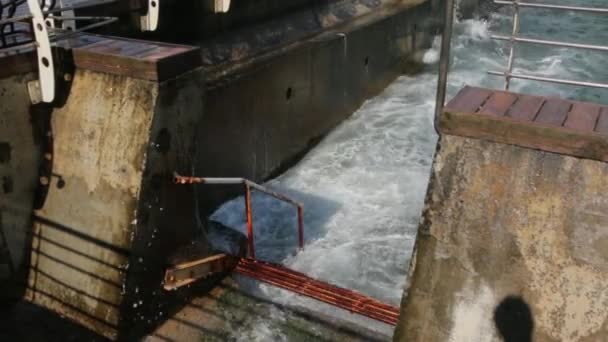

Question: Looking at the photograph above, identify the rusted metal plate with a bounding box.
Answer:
[564,103,601,132]
[163,254,237,291]
[534,98,572,126]
[72,34,201,81]
[478,91,519,116]
[596,108,608,134]
[507,95,545,121]
[445,86,493,113]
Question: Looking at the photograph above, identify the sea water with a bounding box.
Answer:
[210,2,608,339]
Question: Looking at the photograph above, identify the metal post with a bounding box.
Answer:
[297,206,304,249]
[27,0,55,103]
[244,184,255,259]
[505,0,520,90]
[433,0,456,134]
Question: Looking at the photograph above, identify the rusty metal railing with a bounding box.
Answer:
[488,0,608,90]
[174,173,305,259]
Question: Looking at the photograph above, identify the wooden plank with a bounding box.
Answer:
[564,103,601,132]
[506,95,545,121]
[596,108,608,134]
[440,110,608,163]
[445,86,492,113]
[72,35,201,81]
[478,91,518,116]
[441,86,608,163]
[534,98,571,126]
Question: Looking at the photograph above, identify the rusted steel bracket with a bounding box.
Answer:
[163,253,237,291]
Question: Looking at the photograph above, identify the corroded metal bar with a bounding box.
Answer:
[297,206,304,249]
[504,0,520,90]
[236,258,400,325]
[174,173,305,257]
[163,254,236,291]
[244,183,255,258]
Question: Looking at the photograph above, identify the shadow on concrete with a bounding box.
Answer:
[0,300,108,342]
[494,296,534,342]
[149,280,388,342]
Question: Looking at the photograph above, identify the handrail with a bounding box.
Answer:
[490,0,608,90]
[433,0,456,134]
[493,1,608,14]
[174,173,305,259]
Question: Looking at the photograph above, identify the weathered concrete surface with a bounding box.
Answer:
[0,74,49,303]
[25,68,206,340]
[394,135,608,341]
[196,0,443,214]
[146,277,390,342]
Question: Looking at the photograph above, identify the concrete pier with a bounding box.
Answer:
[2,0,445,339]
[395,88,608,341]
[21,36,205,340]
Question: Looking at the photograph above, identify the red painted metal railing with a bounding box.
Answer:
[173,173,399,326]
[174,173,304,259]
[236,258,400,325]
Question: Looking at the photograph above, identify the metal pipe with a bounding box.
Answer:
[174,173,306,257]
[492,34,608,52]
[433,0,456,134]
[49,17,118,41]
[244,184,255,259]
[297,206,304,249]
[173,174,245,185]
[504,0,520,90]
[494,0,608,14]
[487,70,608,89]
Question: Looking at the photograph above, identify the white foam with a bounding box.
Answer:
[210,7,608,337]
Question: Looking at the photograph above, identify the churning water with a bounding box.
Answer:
[211,2,608,339]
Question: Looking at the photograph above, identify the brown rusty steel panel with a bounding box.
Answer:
[595,107,608,134]
[506,94,545,121]
[163,254,237,291]
[440,86,608,163]
[445,86,493,113]
[72,34,202,81]
[564,103,601,132]
[534,98,572,126]
[478,91,519,116]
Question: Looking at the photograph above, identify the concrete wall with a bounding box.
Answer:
[395,135,608,341]
[24,68,206,340]
[0,74,49,303]
[196,0,443,214]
